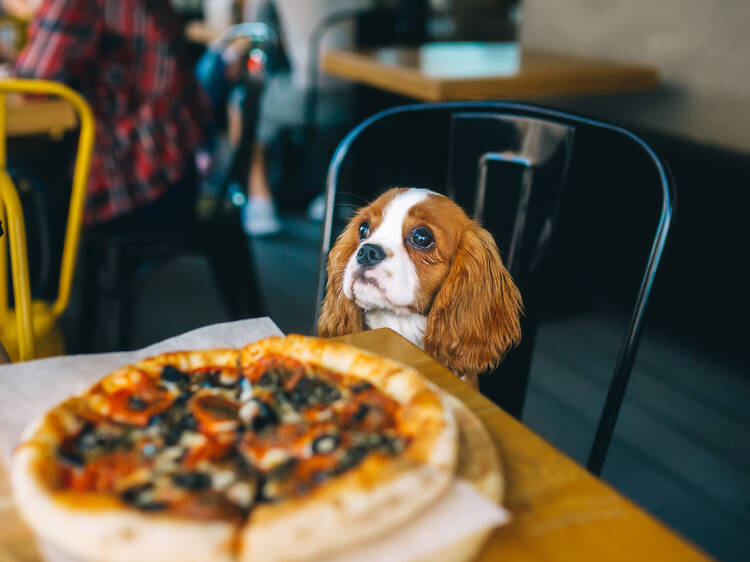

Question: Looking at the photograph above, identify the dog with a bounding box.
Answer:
[317,188,523,388]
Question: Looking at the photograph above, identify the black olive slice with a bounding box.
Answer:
[349,381,374,394]
[161,365,189,385]
[172,471,212,490]
[335,446,369,474]
[312,382,341,404]
[120,482,153,505]
[179,412,199,431]
[164,425,183,446]
[351,403,370,423]
[57,447,84,466]
[258,371,283,390]
[128,396,149,411]
[249,399,279,432]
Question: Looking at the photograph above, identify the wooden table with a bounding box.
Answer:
[0,328,709,561]
[333,329,707,561]
[322,45,659,101]
[4,94,77,138]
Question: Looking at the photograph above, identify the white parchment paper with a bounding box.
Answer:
[0,318,509,562]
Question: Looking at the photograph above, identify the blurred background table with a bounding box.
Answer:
[3,94,76,138]
[322,45,659,101]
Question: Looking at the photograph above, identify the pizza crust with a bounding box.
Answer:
[237,336,458,562]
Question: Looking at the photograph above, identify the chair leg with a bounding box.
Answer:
[202,216,265,320]
[117,278,135,351]
[100,244,137,352]
[77,239,102,353]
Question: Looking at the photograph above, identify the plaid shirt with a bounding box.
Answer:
[16,0,209,224]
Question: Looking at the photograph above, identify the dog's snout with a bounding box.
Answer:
[356,243,386,267]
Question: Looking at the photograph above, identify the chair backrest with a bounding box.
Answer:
[313,101,674,475]
[0,79,95,361]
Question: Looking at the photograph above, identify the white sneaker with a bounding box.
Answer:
[241,197,282,237]
[307,193,326,222]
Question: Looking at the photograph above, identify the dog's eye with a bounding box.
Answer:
[358,222,370,241]
[408,227,435,250]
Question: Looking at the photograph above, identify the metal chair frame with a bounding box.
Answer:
[0,79,95,361]
[313,101,674,475]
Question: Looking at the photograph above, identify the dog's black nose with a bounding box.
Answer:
[356,243,386,267]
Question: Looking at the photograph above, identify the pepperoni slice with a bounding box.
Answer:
[107,388,173,427]
[190,392,240,434]
[68,451,140,493]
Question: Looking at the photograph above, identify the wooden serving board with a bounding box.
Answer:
[428,395,505,562]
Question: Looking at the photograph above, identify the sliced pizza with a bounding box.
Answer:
[11,336,457,562]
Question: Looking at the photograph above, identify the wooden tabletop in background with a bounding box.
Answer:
[4,94,76,138]
[0,329,708,561]
[322,46,659,102]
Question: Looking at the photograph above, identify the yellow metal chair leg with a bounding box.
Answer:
[0,167,34,360]
[0,79,95,362]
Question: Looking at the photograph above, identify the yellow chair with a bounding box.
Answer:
[0,79,95,362]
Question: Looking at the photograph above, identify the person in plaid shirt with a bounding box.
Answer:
[10,0,210,226]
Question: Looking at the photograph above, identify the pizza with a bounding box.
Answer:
[11,335,457,562]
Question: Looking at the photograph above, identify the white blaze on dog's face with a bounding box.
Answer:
[343,189,429,310]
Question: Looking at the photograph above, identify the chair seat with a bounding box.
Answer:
[1,301,65,362]
[78,207,265,352]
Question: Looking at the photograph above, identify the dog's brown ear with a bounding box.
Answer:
[423,225,522,379]
[317,225,364,337]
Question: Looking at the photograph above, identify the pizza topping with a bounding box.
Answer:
[128,396,149,411]
[241,398,279,431]
[349,381,374,394]
[237,377,253,402]
[160,365,189,385]
[172,471,212,490]
[57,444,85,467]
[311,433,340,455]
[47,352,415,520]
[225,481,255,508]
[120,482,153,506]
[211,469,236,491]
[190,393,240,433]
[205,370,240,388]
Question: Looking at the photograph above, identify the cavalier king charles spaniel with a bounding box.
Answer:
[318,188,523,388]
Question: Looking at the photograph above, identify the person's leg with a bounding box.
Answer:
[242,141,281,236]
[248,143,272,200]
[237,0,282,237]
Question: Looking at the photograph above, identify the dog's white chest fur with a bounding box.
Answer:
[363,310,427,348]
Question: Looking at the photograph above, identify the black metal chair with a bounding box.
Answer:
[77,24,275,352]
[312,102,675,475]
